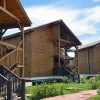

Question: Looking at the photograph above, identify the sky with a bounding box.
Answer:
[6,0,100,45]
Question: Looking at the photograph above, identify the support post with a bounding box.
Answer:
[21,26,24,78]
[21,79,25,100]
[87,49,90,74]
[3,0,6,9]
[7,79,12,100]
[75,46,80,82]
[58,24,60,75]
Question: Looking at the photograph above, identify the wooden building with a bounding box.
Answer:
[0,0,31,77]
[3,20,81,77]
[78,40,100,74]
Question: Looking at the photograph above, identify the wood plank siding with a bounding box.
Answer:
[3,24,59,77]
[3,20,81,77]
[78,43,100,74]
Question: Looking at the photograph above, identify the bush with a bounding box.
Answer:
[96,75,100,82]
[80,77,88,84]
[91,83,98,89]
[62,76,69,83]
[31,82,64,100]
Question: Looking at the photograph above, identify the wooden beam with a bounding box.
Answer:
[3,0,6,9]
[60,39,77,45]
[0,6,21,23]
[0,41,22,51]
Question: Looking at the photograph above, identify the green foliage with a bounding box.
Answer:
[28,83,64,100]
[96,75,100,82]
[62,76,69,83]
[80,76,89,84]
[26,83,92,99]
[91,83,98,89]
[88,94,100,100]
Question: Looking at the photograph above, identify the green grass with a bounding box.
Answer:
[88,95,100,100]
[26,83,92,94]
[25,83,94,100]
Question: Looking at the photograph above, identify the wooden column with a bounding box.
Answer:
[87,49,90,74]
[75,46,79,73]
[3,0,6,9]
[22,26,24,78]
[19,25,24,78]
[58,24,60,75]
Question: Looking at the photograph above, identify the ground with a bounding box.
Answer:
[43,90,97,100]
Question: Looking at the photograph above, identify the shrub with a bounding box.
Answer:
[96,75,100,82]
[91,83,98,89]
[80,77,88,84]
[31,82,64,100]
[62,76,69,83]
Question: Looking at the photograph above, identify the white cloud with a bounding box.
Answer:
[81,36,100,44]
[4,4,100,45]
[25,5,100,36]
[93,0,100,2]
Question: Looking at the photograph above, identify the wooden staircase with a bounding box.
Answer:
[0,41,25,100]
[0,65,25,100]
[53,53,79,82]
[0,41,23,76]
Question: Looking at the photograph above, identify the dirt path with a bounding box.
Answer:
[43,90,97,100]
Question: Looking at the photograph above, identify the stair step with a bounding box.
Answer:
[11,93,22,100]
[17,97,21,100]
[18,64,24,68]
[0,97,4,100]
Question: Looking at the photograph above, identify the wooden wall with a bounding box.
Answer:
[30,24,59,76]
[3,24,60,77]
[94,43,100,74]
[78,44,100,74]
[4,32,32,77]
[78,47,94,74]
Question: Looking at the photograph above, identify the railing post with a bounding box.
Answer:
[0,84,1,94]
[7,79,12,100]
[21,79,25,100]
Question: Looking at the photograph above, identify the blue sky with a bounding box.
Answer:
[6,0,100,44]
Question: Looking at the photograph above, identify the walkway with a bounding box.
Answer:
[43,90,97,100]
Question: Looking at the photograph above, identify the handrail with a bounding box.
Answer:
[0,65,25,100]
[0,48,22,69]
[4,63,17,75]
[0,48,6,55]
[0,74,8,81]
[0,49,16,62]
[3,65,22,80]
[0,74,12,100]
[0,41,22,51]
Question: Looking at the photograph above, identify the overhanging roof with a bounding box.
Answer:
[4,20,81,47]
[0,0,31,29]
[78,40,100,50]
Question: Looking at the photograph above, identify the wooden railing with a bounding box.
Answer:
[0,48,22,70]
[0,48,6,59]
[0,65,25,100]
[0,74,12,100]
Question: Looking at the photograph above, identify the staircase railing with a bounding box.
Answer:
[0,74,12,100]
[0,48,6,59]
[0,65,25,100]
[0,48,22,70]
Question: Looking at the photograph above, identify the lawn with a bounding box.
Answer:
[88,95,100,100]
[26,83,92,100]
